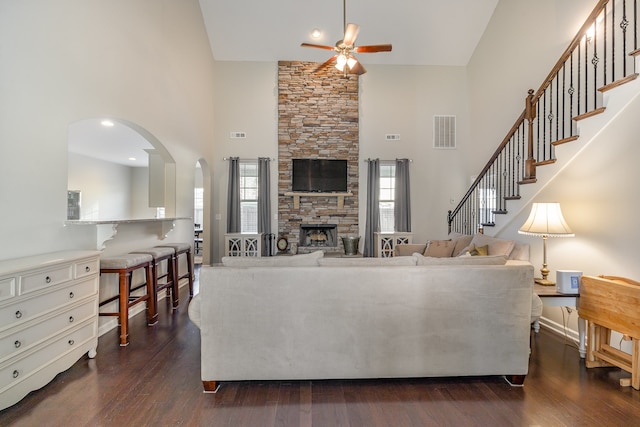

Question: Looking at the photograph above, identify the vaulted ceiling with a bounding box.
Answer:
[198,0,499,67]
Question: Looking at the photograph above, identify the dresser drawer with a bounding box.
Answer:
[0,299,97,363]
[74,258,99,280]
[19,264,73,295]
[0,277,16,303]
[0,320,97,394]
[0,277,98,332]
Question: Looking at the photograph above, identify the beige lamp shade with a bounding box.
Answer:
[518,202,574,237]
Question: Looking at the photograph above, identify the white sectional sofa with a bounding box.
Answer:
[189,241,537,391]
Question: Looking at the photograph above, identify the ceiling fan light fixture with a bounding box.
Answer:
[346,56,357,69]
[335,54,347,71]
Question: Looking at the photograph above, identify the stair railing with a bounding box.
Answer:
[449,0,638,234]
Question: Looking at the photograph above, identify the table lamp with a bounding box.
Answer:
[518,202,574,285]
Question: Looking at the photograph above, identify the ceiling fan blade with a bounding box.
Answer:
[349,58,366,75]
[343,23,360,46]
[301,43,336,51]
[354,44,393,53]
[313,55,338,73]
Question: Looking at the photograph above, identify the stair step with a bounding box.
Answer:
[480,222,495,227]
[518,178,537,185]
[573,107,606,121]
[492,210,508,215]
[504,196,521,201]
[552,135,579,146]
[534,159,557,167]
[599,73,639,93]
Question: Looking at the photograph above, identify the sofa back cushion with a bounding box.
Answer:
[221,250,324,267]
[424,240,456,257]
[413,253,508,266]
[319,256,417,267]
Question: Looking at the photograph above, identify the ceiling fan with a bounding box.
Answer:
[301,0,392,76]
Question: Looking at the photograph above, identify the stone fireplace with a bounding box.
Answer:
[277,61,360,253]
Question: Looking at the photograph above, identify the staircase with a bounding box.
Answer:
[448,0,640,235]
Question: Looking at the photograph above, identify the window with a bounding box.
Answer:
[379,162,396,233]
[240,161,258,233]
[193,187,203,227]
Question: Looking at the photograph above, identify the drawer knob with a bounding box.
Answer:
[15,310,22,319]
[69,291,75,299]
[45,276,51,283]
[69,316,74,323]
[12,370,19,379]
[68,339,75,346]
[85,266,91,272]
[14,340,21,349]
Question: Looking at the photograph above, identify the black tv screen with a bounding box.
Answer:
[292,159,348,192]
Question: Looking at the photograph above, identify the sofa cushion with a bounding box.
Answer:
[221,250,324,267]
[459,234,515,258]
[414,253,508,266]
[424,240,456,257]
[394,244,427,257]
[449,232,474,257]
[319,256,417,266]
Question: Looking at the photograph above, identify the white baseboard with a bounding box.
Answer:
[537,315,579,344]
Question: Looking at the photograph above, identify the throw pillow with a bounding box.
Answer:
[462,234,515,257]
[394,244,427,257]
[469,244,488,256]
[424,239,456,258]
[449,233,473,257]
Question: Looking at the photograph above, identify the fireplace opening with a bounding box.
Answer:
[300,224,337,248]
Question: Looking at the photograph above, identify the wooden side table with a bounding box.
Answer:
[533,283,586,358]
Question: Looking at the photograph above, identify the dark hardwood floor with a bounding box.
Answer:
[1,267,640,426]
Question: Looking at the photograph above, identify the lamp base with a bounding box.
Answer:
[535,277,555,286]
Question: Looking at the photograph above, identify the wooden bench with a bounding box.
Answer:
[580,275,640,390]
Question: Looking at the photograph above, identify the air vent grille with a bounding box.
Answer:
[385,134,401,141]
[230,132,247,139]
[433,115,456,149]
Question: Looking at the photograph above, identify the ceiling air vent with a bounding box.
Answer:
[385,134,401,141]
[230,132,247,139]
[433,115,456,149]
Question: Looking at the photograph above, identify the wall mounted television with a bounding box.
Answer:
[292,159,348,193]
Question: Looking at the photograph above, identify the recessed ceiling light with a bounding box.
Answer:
[128,157,137,161]
[101,120,114,127]
[311,28,321,39]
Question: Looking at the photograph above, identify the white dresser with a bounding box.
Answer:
[0,250,100,410]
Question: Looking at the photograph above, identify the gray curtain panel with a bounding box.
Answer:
[258,157,271,235]
[394,158,411,232]
[363,159,380,257]
[226,157,240,233]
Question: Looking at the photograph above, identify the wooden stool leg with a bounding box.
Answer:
[632,339,640,390]
[169,256,179,309]
[146,264,158,325]
[119,271,129,347]
[186,249,194,298]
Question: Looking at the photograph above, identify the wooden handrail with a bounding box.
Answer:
[532,0,609,103]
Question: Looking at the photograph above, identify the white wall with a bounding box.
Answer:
[0,0,217,260]
[67,153,134,220]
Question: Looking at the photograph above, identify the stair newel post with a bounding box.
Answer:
[524,89,537,180]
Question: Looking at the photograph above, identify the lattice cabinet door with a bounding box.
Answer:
[224,233,263,257]
[375,232,413,257]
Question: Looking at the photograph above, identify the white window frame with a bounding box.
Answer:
[379,161,396,233]
[239,161,259,233]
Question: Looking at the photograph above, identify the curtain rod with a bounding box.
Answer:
[363,158,413,162]
[223,157,275,161]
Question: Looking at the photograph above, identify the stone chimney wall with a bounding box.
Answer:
[277,61,359,251]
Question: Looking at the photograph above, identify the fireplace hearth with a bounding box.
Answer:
[300,224,337,248]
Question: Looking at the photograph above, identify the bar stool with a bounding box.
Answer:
[156,242,194,298]
[99,253,157,347]
[130,247,179,310]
